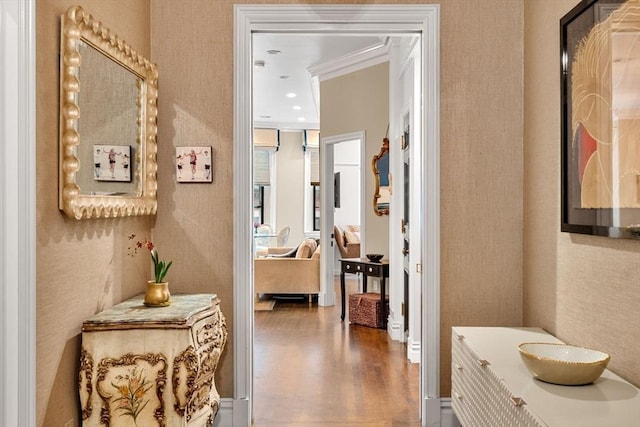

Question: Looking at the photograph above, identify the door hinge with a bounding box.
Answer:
[416,263,422,273]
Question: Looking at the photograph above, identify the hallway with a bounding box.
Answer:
[253,278,420,426]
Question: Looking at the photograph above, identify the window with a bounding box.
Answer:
[253,185,265,225]
[306,145,320,231]
[312,183,320,231]
[253,148,273,226]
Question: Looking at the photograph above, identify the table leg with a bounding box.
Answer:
[340,271,346,321]
[363,272,368,293]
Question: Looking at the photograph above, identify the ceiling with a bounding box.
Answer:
[252,34,384,130]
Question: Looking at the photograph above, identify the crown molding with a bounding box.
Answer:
[308,38,391,82]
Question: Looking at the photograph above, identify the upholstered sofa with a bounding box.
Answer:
[334,225,360,259]
[254,238,320,304]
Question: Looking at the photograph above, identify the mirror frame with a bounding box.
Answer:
[372,137,390,216]
[59,5,158,219]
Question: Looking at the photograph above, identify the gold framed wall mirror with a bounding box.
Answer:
[372,137,390,216]
[59,5,158,219]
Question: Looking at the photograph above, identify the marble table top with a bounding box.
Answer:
[82,293,218,331]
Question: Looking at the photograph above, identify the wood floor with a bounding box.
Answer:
[253,277,420,427]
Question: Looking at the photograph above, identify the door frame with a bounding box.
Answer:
[233,4,440,425]
[319,131,366,308]
[1,0,37,425]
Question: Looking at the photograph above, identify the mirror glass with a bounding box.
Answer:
[76,42,141,195]
[59,6,158,219]
[372,138,390,216]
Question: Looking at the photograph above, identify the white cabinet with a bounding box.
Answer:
[80,294,227,426]
[451,327,640,427]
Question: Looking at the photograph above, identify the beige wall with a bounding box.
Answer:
[438,0,524,395]
[524,0,640,387]
[275,131,306,245]
[149,0,235,400]
[321,62,390,255]
[36,1,153,426]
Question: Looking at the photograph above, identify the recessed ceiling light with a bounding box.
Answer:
[254,59,265,68]
[297,117,306,122]
[293,105,301,110]
[267,49,281,55]
[286,92,296,98]
[259,115,271,119]
[279,75,290,79]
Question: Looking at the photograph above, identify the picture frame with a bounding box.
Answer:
[176,146,213,183]
[561,0,640,239]
[93,144,132,182]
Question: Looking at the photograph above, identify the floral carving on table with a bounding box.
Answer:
[96,352,167,427]
[112,366,153,425]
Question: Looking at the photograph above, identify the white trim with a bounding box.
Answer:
[319,131,366,308]
[308,39,391,82]
[0,1,36,426]
[212,398,233,427]
[234,6,440,426]
[319,136,335,307]
[421,7,441,424]
[407,336,421,364]
[387,318,404,342]
[232,5,253,425]
[440,398,462,427]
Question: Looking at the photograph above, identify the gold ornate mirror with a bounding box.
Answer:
[59,6,158,219]
[372,137,390,216]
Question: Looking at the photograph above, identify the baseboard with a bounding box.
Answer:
[214,397,461,427]
[407,336,420,363]
[213,398,240,427]
[387,318,404,342]
[440,398,461,427]
[318,289,335,307]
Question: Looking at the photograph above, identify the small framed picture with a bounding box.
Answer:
[93,145,132,182]
[176,146,213,183]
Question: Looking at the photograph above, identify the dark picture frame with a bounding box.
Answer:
[561,0,640,239]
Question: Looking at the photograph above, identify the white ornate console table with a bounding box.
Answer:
[79,293,227,426]
[452,327,640,427]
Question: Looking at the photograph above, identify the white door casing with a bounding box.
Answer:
[0,1,36,426]
[234,4,440,426]
[319,132,366,307]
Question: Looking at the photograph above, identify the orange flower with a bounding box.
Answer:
[127,234,172,283]
[134,387,146,399]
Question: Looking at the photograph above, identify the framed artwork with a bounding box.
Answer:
[561,0,640,239]
[176,146,213,183]
[93,145,132,182]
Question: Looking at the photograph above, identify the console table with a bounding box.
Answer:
[339,258,389,328]
[452,327,640,427]
[79,293,227,427]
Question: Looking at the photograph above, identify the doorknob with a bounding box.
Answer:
[402,248,409,256]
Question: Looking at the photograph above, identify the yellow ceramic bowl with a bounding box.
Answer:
[518,342,610,386]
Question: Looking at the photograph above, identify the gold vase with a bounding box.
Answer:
[144,281,171,307]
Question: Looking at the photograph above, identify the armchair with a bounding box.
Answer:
[334,225,360,259]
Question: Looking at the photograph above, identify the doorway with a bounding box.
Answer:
[233,5,440,426]
[320,132,366,307]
